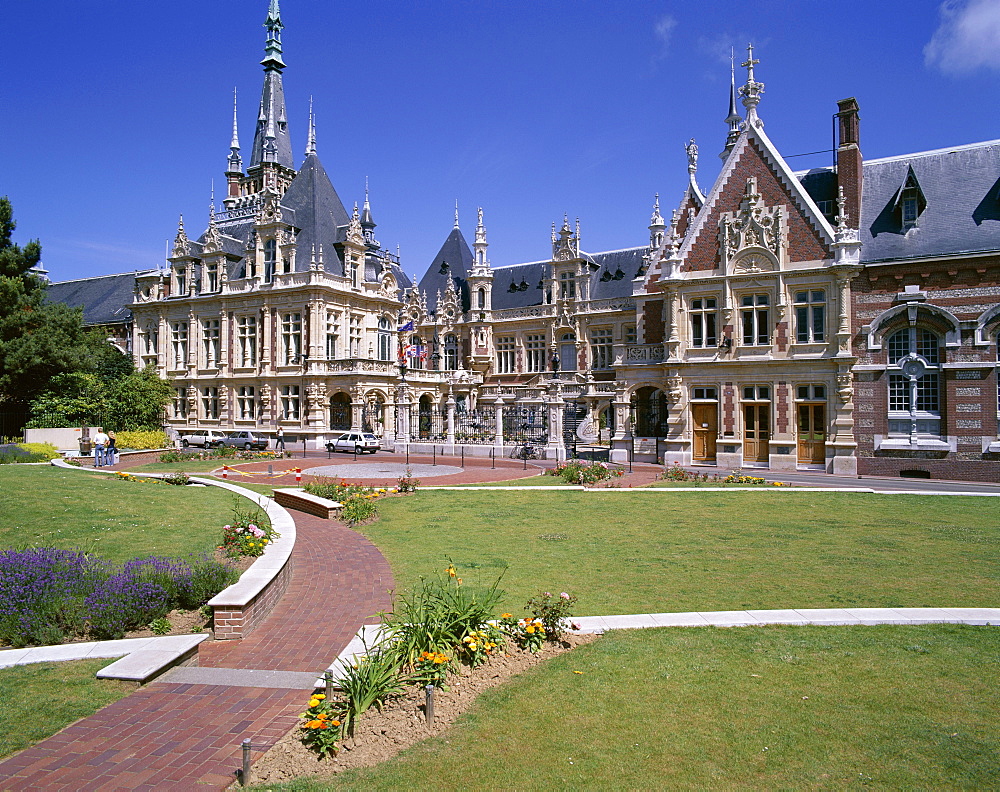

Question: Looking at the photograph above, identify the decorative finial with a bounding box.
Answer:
[650,194,665,227]
[686,139,699,175]
[721,53,743,159]
[454,200,460,228]
[305,96,316,156]
[739,43,764,129]
[262,0,286,72]
[227,88,243,173]
[836,185,848,231]
[230,88,241,151]
[209,179,215,219]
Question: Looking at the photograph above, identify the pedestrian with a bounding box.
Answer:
[276,426,285,452]
[107,430,118,466]
[92,427,109,468]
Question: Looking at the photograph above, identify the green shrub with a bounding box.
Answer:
[341,498,378,524]
[334,641,408,737]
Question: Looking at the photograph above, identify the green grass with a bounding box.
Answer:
[255,624,1000,790]
[0,658,132,759]
[363,490,1000,616]
[0,465,243,561]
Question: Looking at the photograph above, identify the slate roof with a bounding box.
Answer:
[46,272,143,326]
[279,153,351,274]
[489,246,647,310]
[418,227,474,313]
[798,139,1000,264]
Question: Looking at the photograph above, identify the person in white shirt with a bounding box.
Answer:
[92,428,109,467]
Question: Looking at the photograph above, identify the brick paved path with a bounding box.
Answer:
[0,513,393,790]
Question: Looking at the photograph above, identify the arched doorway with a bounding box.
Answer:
[329,392,351,431]
[417,394,433,439]
[363,393,386,435]
[633,386,667,437]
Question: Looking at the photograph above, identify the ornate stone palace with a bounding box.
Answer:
[51,2,1000,481]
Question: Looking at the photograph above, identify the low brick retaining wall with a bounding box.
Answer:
[273,488,342,519]
[68,447,172,467]
[211,558,293,640]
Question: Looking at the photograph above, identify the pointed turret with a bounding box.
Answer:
[361,180,379,250]
[649,194,666,249]
[721,53,742,159]
[305,97,316,156]
[227,88,243,175]
[250,0,293,169]
[473,207,489,269]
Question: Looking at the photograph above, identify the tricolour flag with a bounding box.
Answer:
[398,320,415,332]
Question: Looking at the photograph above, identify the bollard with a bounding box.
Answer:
[324,671,333,700]
[267,464,273,476]
[222,466,228,480]
[424,684,435,724]
[241,738,251,786]
[523,450,527,470]
[461,445,464,468]
[295,468,302,484]
[491,447,495,470]
[432,446,436,466]
[406,446,409,466]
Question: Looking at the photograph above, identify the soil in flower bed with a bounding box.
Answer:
[248,633,596,785]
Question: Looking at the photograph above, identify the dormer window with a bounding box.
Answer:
[893,165,926,232]
[263,238,276,283]
[559,271,576,299]
[901,191,919,229]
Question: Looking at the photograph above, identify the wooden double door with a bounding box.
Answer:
[797,404,826,464]
[692,403,717,463]
[743,404,770,465]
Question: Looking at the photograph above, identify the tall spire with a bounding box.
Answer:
[227,88,243,173]
[738,43,764,130]
[649,194,666,249]
[473,207,489,269]
[305,96,316,156]
[250,0,293,169]
[721,50,742,159]
[261,0,285,72]
[454,200,460,229]
[361,179,379,249]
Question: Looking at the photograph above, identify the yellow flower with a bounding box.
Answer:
[525,625,535,634]
[501,613,513,619]
[308,698,320,708]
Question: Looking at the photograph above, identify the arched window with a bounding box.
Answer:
[444,334,458,370]
[377,317,393,361]
[477,287,486,310]
[887,327,941,438]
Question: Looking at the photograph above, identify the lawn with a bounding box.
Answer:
[365,490,1000,616]
[257,623,1000,790]
[0,465,241,562]
[0,658,132,760]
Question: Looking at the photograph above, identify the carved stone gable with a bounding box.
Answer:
[719,176,786,272]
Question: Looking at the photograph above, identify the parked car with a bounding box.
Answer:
[218,431,270,451]
[181,429,227,448]
[325,432,380,454]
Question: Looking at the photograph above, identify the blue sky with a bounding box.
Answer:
[4,0,1000,284]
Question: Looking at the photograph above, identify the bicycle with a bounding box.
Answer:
[510,443,539,460]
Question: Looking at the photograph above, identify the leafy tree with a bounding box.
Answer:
[0,196,42,283]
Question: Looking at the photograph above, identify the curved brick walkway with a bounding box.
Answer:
[0,512,393,790]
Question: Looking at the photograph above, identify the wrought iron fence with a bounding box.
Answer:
[453,406,496,444]
[409,405,447,441]
[502,404,548,444]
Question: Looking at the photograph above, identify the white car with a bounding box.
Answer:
[326,432,380,454]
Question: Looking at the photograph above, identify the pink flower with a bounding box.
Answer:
[560,592,570,600]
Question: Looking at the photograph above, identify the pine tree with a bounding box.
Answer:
[0,196,42,282]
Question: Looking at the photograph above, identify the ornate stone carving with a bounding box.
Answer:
[720,177,785,271]
[666,375,683,404]
[260,384,272,409]
[836,373,853,403]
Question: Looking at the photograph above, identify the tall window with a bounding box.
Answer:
[590,328,613,369]
[143,326,158,357]
[170,321,188,368]
[625,325,637,345]
[887,327,941,437]
[201,386,219,420]
[377,317,393,361]
[326,313,339,359]
[349,315,363,357]
[202,319,220,368]
[263,238,276,283]
[526,334,547,372]
[203,261,219,292]
[237,386,256,420]
[173,387,187,419]
[173,266,186,296]
[236,315,257,367]
[690,298,718,348]
[407,335,424,370]
[280,385,300,420]
[559,271,576,299]
[496,336,516,374]
[741,294,770,346]
[794,290,826,343]
[281,312,302,364]
[477,287,486,309]
[444,334,458,370]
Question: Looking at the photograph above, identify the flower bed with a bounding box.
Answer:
[220,500,278,558]
[547,460,624,485]
[304,477,391,525]
[0,548,238,646]
[158,447,290,463]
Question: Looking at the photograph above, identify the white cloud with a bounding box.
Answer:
[925,0,1000,74]
[654,14,678,56]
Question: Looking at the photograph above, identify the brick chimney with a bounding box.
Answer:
[836,98,862,229]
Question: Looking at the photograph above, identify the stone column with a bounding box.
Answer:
[446,393,456,448]
[546,389,566,463]
[610,385,632,464]
[494,396,505,456]
[395,386,411,446]
[350,385,364,431]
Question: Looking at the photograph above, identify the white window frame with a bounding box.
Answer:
[740,293,771,347]
[281,312,302,365]
[690,297,718,348]
[236,315,257,367]
[794,290,826,344]
[525,334,547,373]
[202,318,220,368]
[496,336,516,374]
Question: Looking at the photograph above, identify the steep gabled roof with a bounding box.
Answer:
[280,153,351,273]
[46,272,147,326]
[648,121,836,283]
[857,140,1000,262]
[418,227,474,313]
